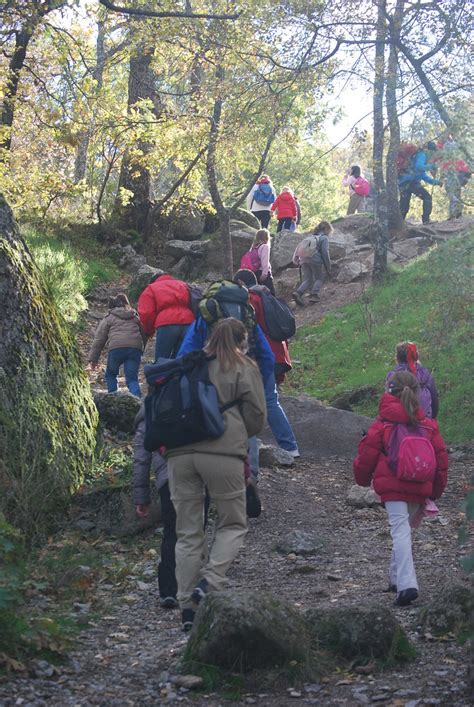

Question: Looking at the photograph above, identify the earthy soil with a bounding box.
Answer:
[1,271,471,706]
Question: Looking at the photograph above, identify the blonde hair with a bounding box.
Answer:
[204,318,253,372]
[252,228,270,248]
[388,371,421,426]
[313,220,333,236]
[282,185,292,193]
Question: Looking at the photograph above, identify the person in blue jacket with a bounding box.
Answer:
[399,141,442,225]
[178,314,300,478]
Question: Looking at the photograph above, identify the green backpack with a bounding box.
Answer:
[199,279,256,334]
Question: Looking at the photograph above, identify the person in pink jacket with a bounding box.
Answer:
[271,186,297,232]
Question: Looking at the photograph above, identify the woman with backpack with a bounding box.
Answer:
[240,228,275,295]
[353,371,448,607]
[246,175,276,228]
[342,165,369,214]
[88,293,145,397]
[292,220,332,305]
[270,186,298,232]
[165,318,266,632]
[385,342,439,419]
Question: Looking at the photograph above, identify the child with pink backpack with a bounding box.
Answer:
[342,165,370,214]
[353,370,448,607]
[240,228,275,295]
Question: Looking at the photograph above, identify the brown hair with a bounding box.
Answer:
[388,371,420,425]
[313,220,333,236]
[109,293,131,309]
[204,318,254,372]
[396,341,415,363]
[252,228,270,248]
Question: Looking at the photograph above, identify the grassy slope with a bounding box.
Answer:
[284,230,473,443]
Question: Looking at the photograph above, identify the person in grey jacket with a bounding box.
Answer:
[88,293,145,397]
[133,405,178,608]
[292,220,333,305]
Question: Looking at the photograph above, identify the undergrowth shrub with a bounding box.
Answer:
[0,513,27,654]
[32,245,87,322]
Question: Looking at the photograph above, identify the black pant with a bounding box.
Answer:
[253,210,271,228]
[399,182,432,224]
[277,217,293,232]
[158,482,177,599]
[255,270,275,296]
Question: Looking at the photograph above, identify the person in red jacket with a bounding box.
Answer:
[233,269,292,384]
[353,371,448,607]
[137,274,195,362]
[271,186,298,232]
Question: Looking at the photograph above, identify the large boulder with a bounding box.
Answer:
[128,264,164,302]
[305,606,414,662]
[388,237,430,262]
[336,259,370,282]
[230,219,257,236]
[419,582,472,638]
[229,207,261,230]
[271,229,306,271]
[231,229,254,266]
[0,195,98,538]
[165,239,210,259]
[109,244,146,273]
[183,591,311,672]
[331,215,375,243]
[170,207,205,241]
[261,395,372,458]
[94,391,141,434]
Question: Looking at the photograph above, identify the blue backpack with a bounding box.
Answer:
[252,183,275,206]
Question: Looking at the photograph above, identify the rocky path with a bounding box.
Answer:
[0,455,471,706]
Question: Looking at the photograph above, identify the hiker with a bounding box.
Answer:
[246,174,276,228]
[436,137,471,219]
[270,186,298,232]
[240,228,275,295]
[234,269,292,385]
[353,370,448,607]
[178,280,300,469]
[398,141,442,225]
[385,342,439,419]
[137,273,195,362]
[292,220,332,305]
[88,293,144,397]
[342,165,370,214]
[165,318,266,631]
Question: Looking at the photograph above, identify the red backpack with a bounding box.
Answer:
[386,423,436,483]
[240,245,262,272]
[353,176,370,196]
[397,143,418,175]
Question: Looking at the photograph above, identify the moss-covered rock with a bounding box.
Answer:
[419,582,472,639]
[94,391,141,434]
[0,195,98,540]
[183,591,311,672]
[305,605,415,663]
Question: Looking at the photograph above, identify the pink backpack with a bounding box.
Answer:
[387,423,436,483]
[240,246,261,272]
[353,176,370,196]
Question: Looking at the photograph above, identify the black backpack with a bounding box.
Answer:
[260,291,296,341]
[143,350,236,452]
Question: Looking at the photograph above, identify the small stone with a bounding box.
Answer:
[371,695,390,703]
[287,553,297,562]
[174,675,204,690]
[289,690,301,698]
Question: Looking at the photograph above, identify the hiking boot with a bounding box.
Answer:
[382,584,397,594]
[287,448,301,458]
[191,578,209,605]
[160,596,179,609]
[395,588,418,607]
[246,481,262,518]
[181,608,195,633]
[308,294,320,303]
[292,291,305,307]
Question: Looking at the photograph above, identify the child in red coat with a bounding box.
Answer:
[353,371,448,606]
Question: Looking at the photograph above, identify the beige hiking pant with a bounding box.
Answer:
[347,193,365,214]
[168,452,247,610]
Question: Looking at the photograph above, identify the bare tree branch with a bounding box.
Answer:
[98,0,239,21]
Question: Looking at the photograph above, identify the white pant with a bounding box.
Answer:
[385,501,421,592]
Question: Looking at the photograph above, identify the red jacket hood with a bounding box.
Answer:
[378,393,425,423]
[278,191,295,202]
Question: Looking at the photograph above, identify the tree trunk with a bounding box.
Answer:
[385,0,405,233]
[206,67,233,277]
[0,194,97,540]
[74,19,106,184]
[372,0,388,281]
[115,41,159,232]
[0,28,34,151]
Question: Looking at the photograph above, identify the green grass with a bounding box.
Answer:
[284,230,474,443]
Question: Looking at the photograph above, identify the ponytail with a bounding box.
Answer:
[204,318,253,372]
[388,371,420,425]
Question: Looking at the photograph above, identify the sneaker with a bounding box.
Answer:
[292,291,305,307]
[287,448,301,458]
[308,294,320,303]
[382,584,397,594]
[181,608,195,633]
[191,578,209,606]
[395,588,418,606]
[160,596,179,609]
[246,482,262,518]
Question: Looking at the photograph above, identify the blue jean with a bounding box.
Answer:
[155,324,189,362]
[264,372,298,452]
[105,347,141,397]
